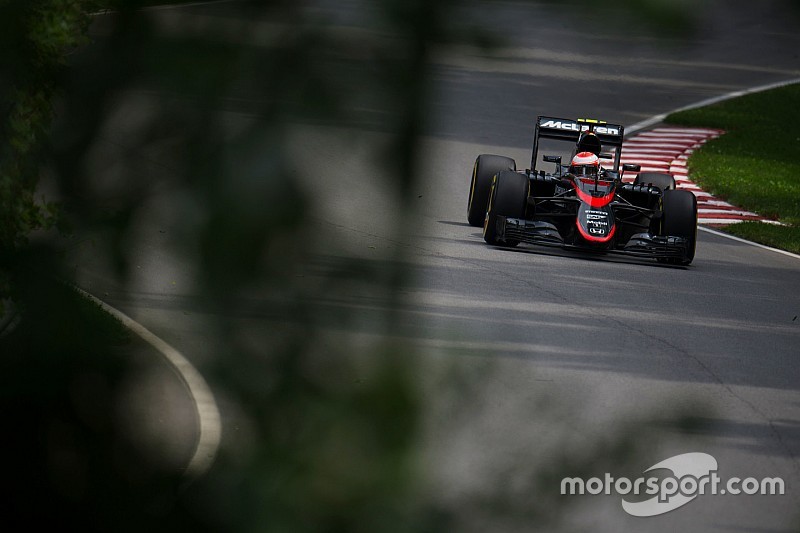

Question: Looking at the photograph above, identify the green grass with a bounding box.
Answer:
[720,221,800,253]
[665,83,800,253]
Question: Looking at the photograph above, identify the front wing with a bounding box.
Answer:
[496,216,691,261]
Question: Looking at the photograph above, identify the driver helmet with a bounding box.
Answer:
[570,151,600,177]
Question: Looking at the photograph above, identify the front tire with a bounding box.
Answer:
[483,170,528,247]
[634,172,676,192]
[659,189,697,265]
[468,154,516,226]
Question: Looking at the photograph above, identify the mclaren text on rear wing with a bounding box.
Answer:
[536,116,624,146]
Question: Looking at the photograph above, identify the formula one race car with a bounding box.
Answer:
[466,116,697,265]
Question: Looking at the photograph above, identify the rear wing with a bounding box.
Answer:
[530,116,625,172]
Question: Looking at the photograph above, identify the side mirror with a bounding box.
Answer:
[543,155,562,164]
[599,152,614,160]
[622,163,641,172]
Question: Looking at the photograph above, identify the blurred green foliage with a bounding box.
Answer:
[0,1,100,251]
[0,0,474,530]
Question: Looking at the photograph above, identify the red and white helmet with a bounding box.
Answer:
[569,151,600,177]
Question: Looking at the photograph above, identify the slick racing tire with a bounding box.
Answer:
[468,154,516,227]
[483,170,528,247]
[659,189,697,265]
[634,172,676,192]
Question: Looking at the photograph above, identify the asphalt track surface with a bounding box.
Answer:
[71,1,800,531]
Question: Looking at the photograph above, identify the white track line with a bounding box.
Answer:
[91,0,237,17]
[76,288,222,479]
[86,3,226,479]
[699,226,800,260]
[143,0,240,11]
[626,78,800,135]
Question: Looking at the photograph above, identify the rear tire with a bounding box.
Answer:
[659,189,697,265]
[634,172,676,192]
[483,170,528,247]
[468,154,516,226]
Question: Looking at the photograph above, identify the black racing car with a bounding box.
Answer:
[466,116,697,265]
